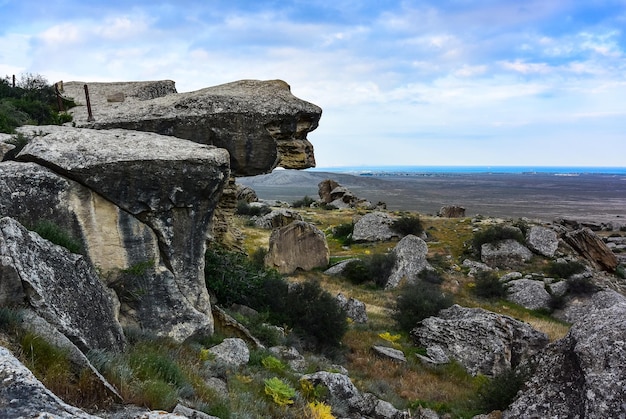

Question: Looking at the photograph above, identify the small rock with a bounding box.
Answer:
[208,338,250,367]
[372,345,407,363]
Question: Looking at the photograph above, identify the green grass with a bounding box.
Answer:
[31,220,83,254]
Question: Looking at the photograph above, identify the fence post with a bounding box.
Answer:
[84,84,95,122]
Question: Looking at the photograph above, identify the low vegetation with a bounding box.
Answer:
[472,225,525,255]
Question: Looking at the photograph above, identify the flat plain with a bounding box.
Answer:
[238,169,626,224]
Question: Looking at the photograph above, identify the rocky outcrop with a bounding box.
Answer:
[318,179,340,203]
[352,212,399,242]
[0,346,99,418]
[554,289,626,324]
[526,225,559,257]
[3,125,231,342]
[65,79,321,176]
[411,305,548,377]
[481,239,533,269]
[386,235,432,289]
[317,179,382,210]
[207,338,250,367]
[504,302,626,418]
[0,217,125,352]
[438,205,465,218]
[265,221,329,274]
[563,227,618,271]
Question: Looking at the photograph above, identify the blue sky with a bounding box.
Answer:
[1,1,625,168]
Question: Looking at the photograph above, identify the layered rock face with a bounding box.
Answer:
[2,125,230,342]
[64,79,321,176]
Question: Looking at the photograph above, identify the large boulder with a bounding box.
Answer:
[265,221,329,274]
[438,205,465,218]
[0,217,125,352]
[553,289,626,324]
[481,239,533,269]
[253,208,302,229]
[563,227,618,271]
[336,293,368,323]
[0,346,100,418]
[504,302,626,418]
[318,179,340,203]
[3,125,231,342]
[352,212,399,242]
[410,305,548,377]
[526,225,559,257]
[64,79,321,176]
[386,234,433,289]
[506,278,552,311]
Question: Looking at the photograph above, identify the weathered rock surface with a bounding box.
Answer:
[301,371,409,419]
[462,259,493,276]
[324,258,359,276]
[411,305,548,377]
[269,346,306,372]
[0,217,125,352]
[318,179,378,209]
[318,179,340,203]
[336,293,368,323]
[208,338,250,367]
[352,212,399,242]
[0,346,100,418]
[253,208,302,229]
[481,239,533,269]
[553,289,626,324]
[526,225,559,257]
[563,227,618,271]
[11,125,230,341]
[438,205,465,218]
[506,278,552,311]
[504,302,626,419]
[386,234,432,289]
[372,345,407,363]
[65,79,321,176]
[236,184,258,203]
[265,221,329,274]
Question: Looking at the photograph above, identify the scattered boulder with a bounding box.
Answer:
[386,235,433,289]
[318,179,377,209]
[0,217,125,353]
[352,212,399,242]
[526,225,559,257]
[504,302,626,419]
[0,141,15,160]
[563,227,618,271]
[336,293,368,323]
[438,205,465,218]
[65,79,321,176]
[301,371,409,419]
[269,346,306,372]
[410,305,548,377]
[173,404,219,419]
[372,346,407,363]
[253,208,302,229]
[236,184,258,203]
[553,289,626,324]
[318,179,340,203]
[324,258,359,276]
[265,221,329,274]
[506,279,552,311]
[0,346,99,418]
[208,338,250,367]
[462,259,493,276]
[481,239,533,269]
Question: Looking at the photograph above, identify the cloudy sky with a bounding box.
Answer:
[1,1,625,168]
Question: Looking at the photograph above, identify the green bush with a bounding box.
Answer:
[472,271,507,299]
[391,215,424,237]
[332,222,354,245]
[472,225,525,254]
[393,282,453,332]
[476,368,527,412]
[31,220,83,254]
[342,253,396,288]
[546,261,585,279]
[292,195,316,208]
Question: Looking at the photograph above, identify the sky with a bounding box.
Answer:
[1,1,625,168]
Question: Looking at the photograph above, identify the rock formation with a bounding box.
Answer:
[411,305,548,377]
[64,79,321,176]
[525,225,559,257]
[504,302,626,418]
[386,234,433,289]
[506,278,552,311]
[481,239,533,269]
[253,208,302,229]
[563,227,618,271]
[438,205,465,218]
[352,212,399,242]
[265,221,329,274]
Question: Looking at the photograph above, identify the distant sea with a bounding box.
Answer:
[308,166,626,176]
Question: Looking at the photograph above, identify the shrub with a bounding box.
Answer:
[391,215,424,237]
[394,283,453,332]
[332,223,354,245]
[342,252,396,288]
[236,199,270,216]
[546,261,585,279]
[566,276,599,295]
[472,271,507,299]
[264,377,296,406]
[292,195,316,208]
[472,225,525,253]
[476,368,527,412]
[31,220,83,254]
